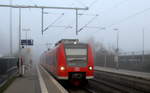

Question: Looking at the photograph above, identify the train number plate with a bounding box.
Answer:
[74,67,80,71]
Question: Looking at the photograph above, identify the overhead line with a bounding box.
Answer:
[78,13,98,16]
[49,25,72,28]
[99,0,128,14]
[92,6,150,35]
[88,0,100,8]
[85,26,101,28]
[73,0,87,7]
[107,7,150,28]
[78,15,98,32]
[96,0,128,22]
[67,0,126,34]
[64,0,99,34]
[43,13,64,32]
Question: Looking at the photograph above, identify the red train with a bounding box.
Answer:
[40,39,94,85]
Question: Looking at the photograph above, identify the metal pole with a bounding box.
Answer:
[104,55,106,67]
[114,28,119,69]
[142,28,144,63]
[116,30,119,69]
[41,8,44,35]
[117,31,119,52]
[26,31,27,48]
[19,8,21,53]
[76,9,78,35]
[9,0,12,56]
[0,4,88,10]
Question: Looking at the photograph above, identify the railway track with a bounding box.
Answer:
[59,80,93,93]
[87,70,150,93]
[40,65,150,93]
[67,87,92,93]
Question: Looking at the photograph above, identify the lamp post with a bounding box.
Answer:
[76,9,78,35]
[19,8,21,53]
[9,0,12,56]
[113,28,119,69]
[142,28,145,63]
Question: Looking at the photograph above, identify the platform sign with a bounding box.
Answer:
[21,39,33,45]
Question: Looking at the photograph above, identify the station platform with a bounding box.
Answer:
[95,66,150,80]
[3,65,68,93]
[3,66,41,93]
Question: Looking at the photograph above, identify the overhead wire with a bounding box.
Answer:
[46,0,99,37]
[91,0,128,26]
[107,7,150,28]
[84,26,101,29]
[63,0,100,32]
[43,12,63,15]
[83,0,129,33]
[76,0,127,33]
[94,0,128,27]
[43,13,64,32]
[78,13,98,16]
[97,0,128,16]
[92,6,150,35]
[72,0,87,7]
[48,25,72,28]
[88,0,100,8]
[78,14,99,32]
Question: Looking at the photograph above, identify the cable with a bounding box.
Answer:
[73,0,87,7]
[91,6,150,35]
[66,0,126,34]
[99,0,128,14]
[48,25,72,28]
[64,0,100,34]
[73,0,99,7]
[78,14,98,32]
[43,12,63,15]
[107,7,150,28]
[88,0,100,8]
[78,13,98,16]
[84,26,101,29]
[43,13,64,32]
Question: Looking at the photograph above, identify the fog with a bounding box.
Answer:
[0,0,150,62]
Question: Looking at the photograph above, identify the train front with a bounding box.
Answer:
[57,40,94,86]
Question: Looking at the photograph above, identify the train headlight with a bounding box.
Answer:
[60,66,65,71]
[88,66,93,70]
[74,41,77,44]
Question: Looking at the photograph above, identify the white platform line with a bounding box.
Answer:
[40,65,68,93]
[36,65,48,93]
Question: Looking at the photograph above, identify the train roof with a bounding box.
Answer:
[55,39,79,46]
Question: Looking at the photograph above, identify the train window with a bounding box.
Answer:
[65,48,87,56]
[65,48,87,67]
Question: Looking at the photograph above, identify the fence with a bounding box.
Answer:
[95,54,150,72]
[0,57,18,86]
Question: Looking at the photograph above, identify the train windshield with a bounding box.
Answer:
[65,44,88,67]
[65,49,87,56]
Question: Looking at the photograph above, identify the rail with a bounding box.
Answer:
[89,70,150,93]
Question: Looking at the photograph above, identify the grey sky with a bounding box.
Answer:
[0,0,150,56]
